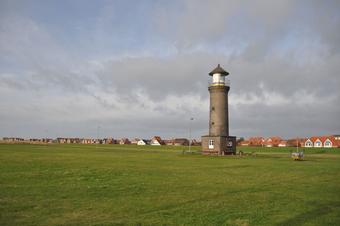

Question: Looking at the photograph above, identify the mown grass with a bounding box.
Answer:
[237,145,340,154]
[0,144,339,225]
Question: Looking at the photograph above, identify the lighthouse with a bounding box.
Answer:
[201,64,236,155]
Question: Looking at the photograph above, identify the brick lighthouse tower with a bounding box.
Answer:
[201,64,236,155]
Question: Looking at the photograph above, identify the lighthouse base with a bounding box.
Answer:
[201,135,236,155]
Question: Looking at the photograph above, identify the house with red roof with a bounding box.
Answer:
[239,140,250,146]
[264,137,282,147]
[333,135,340,147]
[304,136,338,148]
[248,137,265,146]
[278,140,287,147]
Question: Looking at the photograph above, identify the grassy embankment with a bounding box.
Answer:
[0,143,339,225]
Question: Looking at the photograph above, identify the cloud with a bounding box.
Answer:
[0,0,340,139]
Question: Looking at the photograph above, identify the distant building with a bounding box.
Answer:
[304,139,313,147]
[57,138,80,144]
[239,140,250,146]
[102,138,114,144]
[81,138,95,144]
[2,137,24,142]
[173,138,189,146]
[163,138,189,146]
[163,139,174,145]
[333,135,340,142]
[150,136,164,145]
[137,139,148,145]
[264,137,282,147]
[278,140,287,147]
[305,136,338,148]
[130,138,140,145]
[42,138,53,143]
[248,137,265,146]
[119,138,131,145]
[29,138,42,143]
[191,139,201,146]
[286,138,307,147]
[57,138,67,144]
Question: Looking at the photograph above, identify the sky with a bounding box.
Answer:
[1,0,340,140]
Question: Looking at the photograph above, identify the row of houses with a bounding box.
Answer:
[1,136,201,146]
[304,136,340,148]
[2,137,25,142]
[2,137,53,143]
[4,135,339,148]
[239,135,340,148]
[58,136,202,146]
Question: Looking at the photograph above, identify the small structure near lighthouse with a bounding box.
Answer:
[201,64,236,155]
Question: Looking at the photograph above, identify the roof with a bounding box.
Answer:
[174,138,189,143]
[239,140,250,145]
[309,136,335,143]
[209,64,229,76]
[268,136,282,140]
[264,137,282,145]
[152,136,162,142]
[151,136,164,145]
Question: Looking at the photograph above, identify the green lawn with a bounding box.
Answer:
[0,144,339,225]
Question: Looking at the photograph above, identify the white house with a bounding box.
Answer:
[137,139,147,145]
[304,139,313,147]
[150,136,163,145]
[324,138,333,148]
[130,138,140,145]
[314,138,323,147]
[304,136,338,148]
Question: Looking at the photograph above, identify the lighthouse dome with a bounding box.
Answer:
[209,64,229,76]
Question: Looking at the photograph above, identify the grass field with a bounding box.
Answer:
[0,144,339,225]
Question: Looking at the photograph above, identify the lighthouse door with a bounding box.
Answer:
[208,140,214,149]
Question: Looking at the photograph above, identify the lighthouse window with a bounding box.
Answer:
[211,107,215,111]
[211,122,215,125]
